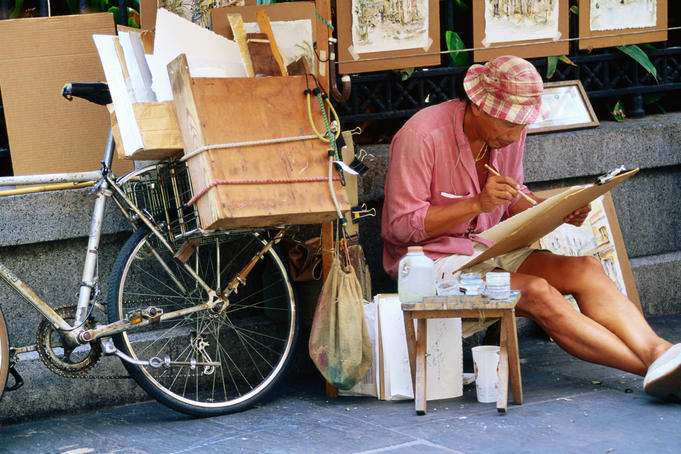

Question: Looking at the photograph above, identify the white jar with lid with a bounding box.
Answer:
[398,246,436,303]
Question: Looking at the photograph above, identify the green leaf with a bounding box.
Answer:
[452,0,469,10]
[616,44,658,82]
[558,55,577,67]
[393,68,415,81]
[570,5,579,15]
[643,93,665,105]
[9,0,25,18]
[445,31,471,67]
[546,56,558,79]
[611,100,626,121]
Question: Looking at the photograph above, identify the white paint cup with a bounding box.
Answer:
[472,345,500,403]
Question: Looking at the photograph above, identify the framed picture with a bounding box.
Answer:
[527,80,599,134]
[472,0,569,62]
[579,0,667,50]
[336,0,440,74]
[534,190,642,312]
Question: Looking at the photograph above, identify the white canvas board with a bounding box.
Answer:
[351,0,430,54]
[590,0,657,31]
[119,31,156,103]
[151,8,246,101]
[93,34,144,157]
[338,301,380,397]
[377,295,463,401]
[479,185,584,244]
[243,20,315,74]
[483,0,561,45]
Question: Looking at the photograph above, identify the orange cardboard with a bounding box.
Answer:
[0,13,133,177]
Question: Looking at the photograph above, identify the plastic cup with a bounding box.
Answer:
[436,279,461,296]
[472,345,500,403]
[459,273,484,296]
[485,272,511,300]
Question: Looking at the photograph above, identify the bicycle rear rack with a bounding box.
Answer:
[118,160,202,243]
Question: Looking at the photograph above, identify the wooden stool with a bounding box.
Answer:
[402,294,522,415]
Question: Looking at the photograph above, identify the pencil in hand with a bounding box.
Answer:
[484,164,538,206]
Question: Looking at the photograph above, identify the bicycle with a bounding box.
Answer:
[0,82,299,417]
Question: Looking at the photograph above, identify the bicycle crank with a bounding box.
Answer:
[101,338,220,371]
[36,305,102,377]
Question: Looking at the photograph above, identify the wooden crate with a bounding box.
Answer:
[109,101,184,161]
[168,54,349,230]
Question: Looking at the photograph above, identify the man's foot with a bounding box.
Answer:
[644,344,681,398]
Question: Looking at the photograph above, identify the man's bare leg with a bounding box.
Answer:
[516,252,672,372]
[509,270,648,375]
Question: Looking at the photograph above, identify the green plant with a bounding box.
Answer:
[445,30,471,67]
[546,55,576,79]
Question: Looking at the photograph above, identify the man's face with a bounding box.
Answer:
[473,104,528,149]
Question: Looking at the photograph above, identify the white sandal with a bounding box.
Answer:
[644,344,681,398]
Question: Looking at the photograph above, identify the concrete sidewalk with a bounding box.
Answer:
[2,314,681,454]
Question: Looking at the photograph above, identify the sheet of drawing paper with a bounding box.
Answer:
[149,8,246,101]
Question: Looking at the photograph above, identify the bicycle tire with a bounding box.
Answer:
[0,306,9,401]
[107,226,298,416]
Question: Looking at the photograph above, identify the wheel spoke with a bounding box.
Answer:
[108,224,296,416]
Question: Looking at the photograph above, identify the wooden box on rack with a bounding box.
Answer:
[167,54,349,230]
[109,101,184,161]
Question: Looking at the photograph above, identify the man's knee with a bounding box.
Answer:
[567,255,609,289]
[572,255,603,274]
[520,276,555,302]
[517,277,571,325]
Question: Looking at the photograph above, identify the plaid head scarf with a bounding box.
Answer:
[463,55,544,125]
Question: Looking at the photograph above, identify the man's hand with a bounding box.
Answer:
[564,205,591,226]
[477,175,520,212]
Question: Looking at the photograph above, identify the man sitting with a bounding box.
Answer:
[381,55,681,399]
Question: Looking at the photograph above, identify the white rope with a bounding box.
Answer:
[180,134,319,162]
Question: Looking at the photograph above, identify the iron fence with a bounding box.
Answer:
[334,2,681,124]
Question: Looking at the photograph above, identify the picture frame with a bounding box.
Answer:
[578,0,667,50]
[527,80,599,135]
[472,0,569,62]
[533,190,642,312]
[336,0,440,74]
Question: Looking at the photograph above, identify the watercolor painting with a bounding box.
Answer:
[351,0,430,54]
[165,0,244,29]
[483,0,560,44]
[590,0,657,31]
[539,196,628,296]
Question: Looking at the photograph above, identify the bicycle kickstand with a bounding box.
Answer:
[5,349,24,392]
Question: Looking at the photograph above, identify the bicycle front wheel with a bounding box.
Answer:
[107,227,298,416]
[0,307,9,401]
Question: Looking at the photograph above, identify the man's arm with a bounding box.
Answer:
[424,175,521,237]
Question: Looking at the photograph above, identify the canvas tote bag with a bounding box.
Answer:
[308,256,372,389]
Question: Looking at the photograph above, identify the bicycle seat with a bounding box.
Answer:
[62,82,112,105]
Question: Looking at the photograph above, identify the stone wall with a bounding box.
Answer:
[1,112,680,424]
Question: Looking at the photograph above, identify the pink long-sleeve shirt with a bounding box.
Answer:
[381,99,532,279]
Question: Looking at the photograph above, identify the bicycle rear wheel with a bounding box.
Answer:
[0,307,9,401]
[107,226,298,416]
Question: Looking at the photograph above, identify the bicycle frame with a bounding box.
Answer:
[0,131,276,350]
